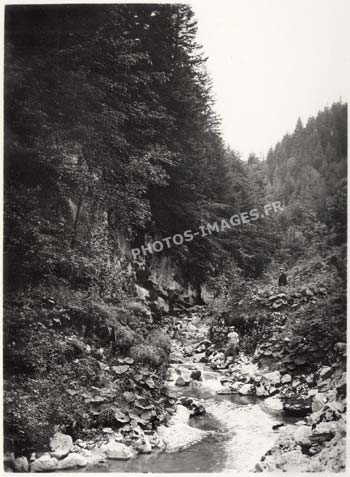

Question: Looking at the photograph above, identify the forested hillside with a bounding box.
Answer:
[3,3,347,473]
[266,103,347,249]
[5,4,282,298]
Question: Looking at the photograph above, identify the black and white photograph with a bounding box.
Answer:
[3,0,348,473]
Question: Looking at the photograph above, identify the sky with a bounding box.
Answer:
[191,0,350,160]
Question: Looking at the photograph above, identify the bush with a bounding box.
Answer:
[113,322,136,353]
[4,375,87,456]
[149,329,171,355]
[130,343,160,367]
[285,294,346,365]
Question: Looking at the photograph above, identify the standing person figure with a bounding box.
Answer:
[224,326,239,366]
[278,267,288,287]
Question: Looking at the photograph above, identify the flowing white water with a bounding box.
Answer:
[84,313,294,472]
[205,400,278,472]
[90,365,288,473]
[165,362,283,472]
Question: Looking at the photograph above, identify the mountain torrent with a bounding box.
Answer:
[3,3,347,473]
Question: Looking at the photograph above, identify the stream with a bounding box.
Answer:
[87,311,296,473]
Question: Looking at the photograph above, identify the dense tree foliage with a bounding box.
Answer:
[5,4,278,297]
[266,103,347,252]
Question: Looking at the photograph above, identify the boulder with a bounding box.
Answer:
[57,453,88,470]
[258,447,310,472]
[49,432,73,459]
[165,368,177,381]
[123,391,136,403]
[190,370,202,381]
[305,374,315,385]
[310,422,338,444]
[334,342,346,357]
[180,397,206,417]
[312,393,327,412]
[263,371,281,386]
[255,382,277,397]
[184,345,194,356]
[264,395,283,411]
[281,374,292,384]
[156,296,169,313]
[238,383,255,395]
[30,454,59,472]
[175,375,191,386]
[14,456,29,472]
[135,285,150,301]
[318,366,332,381]
[4,452,15,471]
[102,440,136,460]
[193,353,207,363]
[135,437,152,454]
[256,384,269,397]
[318,378,332,391]
[294,425,312,446]
[190,402,206,417]
[179,397,206,417]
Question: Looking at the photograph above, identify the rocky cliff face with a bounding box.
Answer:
[118,233,205,307]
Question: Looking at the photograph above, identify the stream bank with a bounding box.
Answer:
[8,306,346,472]
[77,308,298,472]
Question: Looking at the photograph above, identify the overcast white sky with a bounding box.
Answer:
[191,0,350,160]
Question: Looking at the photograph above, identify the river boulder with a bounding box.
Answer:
[263,370,281,386]
[294,425,312,446]
[190,369,202,381]
[134,437,152,454]
[175,375,191,386]
[281,373,292,384]
[101,440,136,460]
[57,453,88,470]
[238,383,255,395]
[312,393,327,412]
[178,397,206,417]
[318,366,332,381]
[49,432,73,459]
[14,456,29,472]
[30,454,59,472]
[264,395,283,411]
[310,422,338,444]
